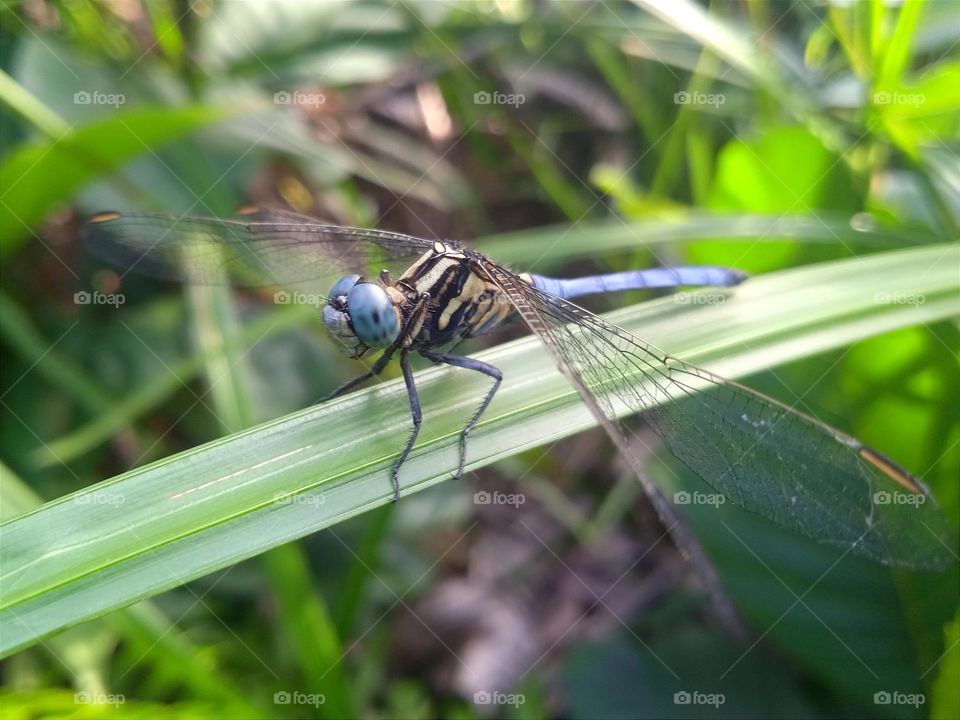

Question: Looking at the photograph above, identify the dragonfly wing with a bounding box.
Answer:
[485,262,956,570]
[82,207,436,289]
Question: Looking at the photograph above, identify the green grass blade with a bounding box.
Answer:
[32,303,316,467]
[1,244,957,657]
[0,106,228,252]
[0,463,261,712]
[187,280,354,718]
[0,68,70,138]
[476,212,937,266]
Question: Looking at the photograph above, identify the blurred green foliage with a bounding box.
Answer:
[1,1,957,719]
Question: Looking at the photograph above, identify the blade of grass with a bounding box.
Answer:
[32,302,316,467]
[0,463,262,713]
[0,292,112,415]
[631,0,849,153]
[650,42,722,198]
[506,128,594,220]
[475,212,938,267]
[187,276,353,719]
[200,283,354,714]
[0,106,228,251]
[333,505,393,640]
[0,68,70,138]
[585,37,665,148]
[879,0,927,89]
[1,244,957,657]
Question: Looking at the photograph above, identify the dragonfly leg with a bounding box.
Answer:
[421,351,502,480]
[320,348,396,403]
[392,350,422,501]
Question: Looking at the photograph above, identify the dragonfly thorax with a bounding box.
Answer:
[323,274,401,357]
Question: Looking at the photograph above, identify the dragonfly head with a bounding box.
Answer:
[323,274,400,358]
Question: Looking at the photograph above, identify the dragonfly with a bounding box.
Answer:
[83,207,955,571]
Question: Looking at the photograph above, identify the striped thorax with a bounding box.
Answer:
[396,242,514,348]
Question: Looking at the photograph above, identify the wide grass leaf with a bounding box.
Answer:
[1,244,957,657]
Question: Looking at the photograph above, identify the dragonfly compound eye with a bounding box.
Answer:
[327,274,361,304]
[346,282,400,349]
[323,274,362,355]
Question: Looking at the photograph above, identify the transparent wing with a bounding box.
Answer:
[82,207,436,290]
[484,262,956,570]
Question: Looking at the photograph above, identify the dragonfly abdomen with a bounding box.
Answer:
[525,266,747,299]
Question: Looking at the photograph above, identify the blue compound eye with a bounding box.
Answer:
[347,282,399,348]
[323,274,363,356]
[327,274,361,304]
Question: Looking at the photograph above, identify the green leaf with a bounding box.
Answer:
[931,611,960,720]
[698,126,862,271]
[0,106,228,252]
[476,212,935,269]
[30,303,316,467]
[874,59,960,156]
[709,126,861,216]
[675,464,955,715]
[144,2,185,64]
[1,244,957,657]
[878,0,927,88]
[0,68,70,138]
[187,272,354,719]
[0,464,261,713]
[629,0,849,153]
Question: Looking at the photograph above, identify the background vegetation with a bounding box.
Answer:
[1,1,958,719]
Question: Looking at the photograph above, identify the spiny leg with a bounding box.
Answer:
[386,293,435,499]
[320,348,395,403]
[421,350,502,480]
[393,350,422,501]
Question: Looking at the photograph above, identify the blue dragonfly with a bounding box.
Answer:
[83,207,955,570]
